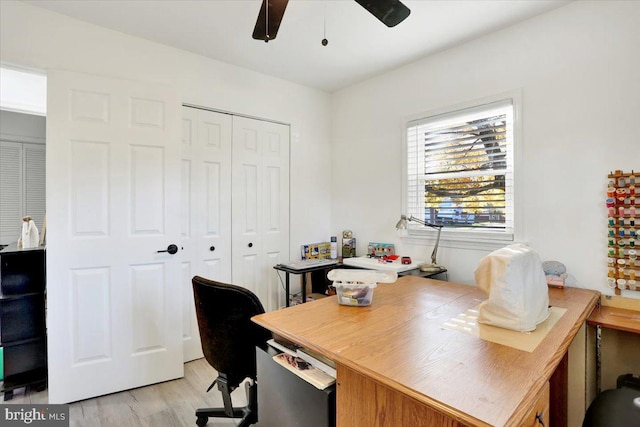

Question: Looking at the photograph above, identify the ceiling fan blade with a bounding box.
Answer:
[252,0,290,42]
[354,0,411,27]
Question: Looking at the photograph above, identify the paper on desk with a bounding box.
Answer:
[442,305,567,352]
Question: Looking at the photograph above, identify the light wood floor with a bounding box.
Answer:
[4,358,244,427]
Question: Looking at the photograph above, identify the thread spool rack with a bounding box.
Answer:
[606,170,638,295]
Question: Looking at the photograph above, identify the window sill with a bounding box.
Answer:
[398,229,517,252]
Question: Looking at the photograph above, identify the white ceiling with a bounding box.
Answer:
[24,0,572,92]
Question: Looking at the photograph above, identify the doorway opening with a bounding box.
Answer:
[0,65,47,247]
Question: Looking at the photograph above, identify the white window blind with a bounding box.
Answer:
[0,141,46,245]
[406,99,514,238]
[0,141,23,245]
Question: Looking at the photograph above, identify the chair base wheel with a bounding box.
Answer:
[196,416,208,427]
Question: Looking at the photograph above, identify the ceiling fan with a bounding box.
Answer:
[252,0,411,42]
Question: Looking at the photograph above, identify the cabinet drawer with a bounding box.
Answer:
[523,382,550,427]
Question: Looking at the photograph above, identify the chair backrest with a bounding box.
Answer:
[192,276,272,387]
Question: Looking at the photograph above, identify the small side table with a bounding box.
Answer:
[273,262,338,307]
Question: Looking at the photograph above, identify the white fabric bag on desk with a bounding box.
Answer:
[474,244,550,332]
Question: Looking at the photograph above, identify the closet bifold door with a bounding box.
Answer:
[181,106,232,362]
[231,116,290,312]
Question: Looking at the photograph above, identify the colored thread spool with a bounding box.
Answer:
[607,277,616,288]
[609,228,615,237]
[631,185,636,196]
[616,188,627,202]
[608,248,616,256]
[609,237,615,246]
[618,240,626,248]
[607,187,616,197]
[608,217,615,226]
[619,248,626,257]
[630,270,636,280]
[631,228,637,238]
[631,196,636,205]
[629,249,638,260]
[628,279,637,290]
[618,177,627,187]
[617,278,627,289]
[619,206,626,217]
[631,206,637,216]
[606,198,615,207]
[631,218,636,227]
[608,257,615,266]
[619,228,626,237]
[630,239,636,247]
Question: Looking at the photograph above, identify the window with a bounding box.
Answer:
[404,98,515,242]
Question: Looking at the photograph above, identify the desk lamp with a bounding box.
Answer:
[395,215,446,273]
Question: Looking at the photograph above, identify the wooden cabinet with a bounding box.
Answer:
[337,364,470,427]
[0,243,47,400]
[337,367,550,427]
[522,382,549,427]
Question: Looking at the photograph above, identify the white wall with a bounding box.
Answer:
[330,1,640,297]
[0,67,47,115]
[0,1,333,263]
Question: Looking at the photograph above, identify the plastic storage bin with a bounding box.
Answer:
[335,282,377,306]
[327,269,397,307]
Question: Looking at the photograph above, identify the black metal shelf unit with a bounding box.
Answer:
[0,243,47,400]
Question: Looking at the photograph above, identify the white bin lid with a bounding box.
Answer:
[327,269,397,283]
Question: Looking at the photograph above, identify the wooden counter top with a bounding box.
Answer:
[253,276,599,427]
[588,305,640,334]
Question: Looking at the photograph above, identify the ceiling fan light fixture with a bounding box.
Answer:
[252,0,410,42]
[252,0,290,41]
[354,0,411,27]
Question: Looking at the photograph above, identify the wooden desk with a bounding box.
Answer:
[587,304,640,393]
[253,276,599,427]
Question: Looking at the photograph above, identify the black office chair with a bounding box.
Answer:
[582,374,640,427]
[192,275,272,427]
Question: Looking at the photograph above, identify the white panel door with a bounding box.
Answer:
[181,106,232,362]
[46,70,183,403]
[232,116,289,311]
